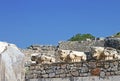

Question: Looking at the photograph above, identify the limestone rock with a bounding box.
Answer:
[0,42,25,81]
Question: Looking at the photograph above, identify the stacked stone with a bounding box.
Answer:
[25,60,120,79]
[22,38,106,65]
[58,39,105,52]
[21,45,57,66]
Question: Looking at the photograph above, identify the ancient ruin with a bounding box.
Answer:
[1,37,120,81]
[22,37,120,81]
[0,42,25,81]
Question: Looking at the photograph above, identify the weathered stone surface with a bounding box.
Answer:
[41,70,46,74]
[91,68,101,76]
[110,63,114,67]
[0,42,25,81]
[26,60,120,79]
[33,74,38,78]
[35,66,41,71]
[118,67,120,70]
[80,67,89,73]
[58,40,105,52]
[110,72,115,75]
[104,64,109,69]
[46,69,54,73]
[100,71,105,78]
[66,73,71,77]
[71,71,79,77]
[80,73,88,77]
[30,66,35,70]
[111,66,118,71]
[34,71,41,74]
[49,73,55,78]
[115,71,120,75]
[55,74,60,78]
[60,64,66,69]
[106,72,111,76]
[55,69,65,74]
[28,76,120,81]
[89,62,96,68]
[105,38,120,49]
[113,61,119,66]
[42,74,48,78]
[59,74,66,78]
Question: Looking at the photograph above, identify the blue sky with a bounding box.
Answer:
[0,0,120,48]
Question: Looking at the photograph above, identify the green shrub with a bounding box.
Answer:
[114,32,120,37]
[68,33,95,41]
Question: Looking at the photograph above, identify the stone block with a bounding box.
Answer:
[71,71,79,77]
[100,71,105,78]
[107,67,112,72]
[80,67,89,73]
[34,71,41,74]
[55,69,65,74]
[76,63,82,67]
[44,65,49,70]
[111,66,118,71]
[59,74,66,78]
[60,64,66,69]
[41,70,46,74]
[80,73,88,77]
[70,67,77,71]
[106,72,111,76]
[89,62,96,68]
[33,74,38,78]
[66,73,71,77]
[110,63,114,67]
[82,64,87,67]
[30,66,35,70]
[104,64,109,69]
[39,66,44,71]
[46,69,54,73]
[91,68,101,76]
[41,74,48,78]
[114,71,120,75]
[27,74,34,79]
[118,67,120,70]
[113,61,119,66]
[55,74,60,78]
[110,72,115,75]
[49,73,55,78]
[35,66,40,70]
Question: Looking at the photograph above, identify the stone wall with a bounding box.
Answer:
[26,76,120,81]
[58,39,105,52]
[21,45,57,66]
[24,37,120,81]
[22,37,120,66]
[22,39,105,66]
[25,60,120,80]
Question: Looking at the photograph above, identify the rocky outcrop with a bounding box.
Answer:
[105,37,120,50]
[0,42,25,81]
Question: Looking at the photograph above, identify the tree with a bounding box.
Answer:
[68,33,95,41]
